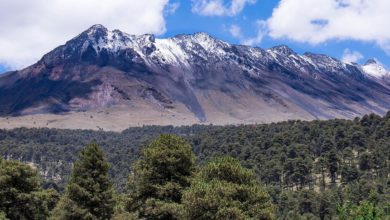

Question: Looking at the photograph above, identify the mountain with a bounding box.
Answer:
[0,24,389,129]
[362,59,390,79]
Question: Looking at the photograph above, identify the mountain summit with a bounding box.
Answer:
[0,25,389,128]
[362,59,390,79]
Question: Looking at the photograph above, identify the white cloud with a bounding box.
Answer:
[0,0,172,69]
[267,0,390,53]
[342,49,364,63]
[192,0,256,16]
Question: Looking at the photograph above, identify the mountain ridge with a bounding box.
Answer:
[0,24,389,129]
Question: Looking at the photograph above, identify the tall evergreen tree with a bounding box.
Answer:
[51,144,114,220]
[126,134,195,219]
[326,148,339,184]
[182,156,275,220]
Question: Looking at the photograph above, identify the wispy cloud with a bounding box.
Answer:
[165,2,180,15]
[341,49,364,63]
[241,20,268,46]
[228,20,268,46]
[192,0,256,16]
[228,25,242,38]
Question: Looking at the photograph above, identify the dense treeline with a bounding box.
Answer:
[1,135,275,219]
[0,111,389,219]
[2,134,386,219]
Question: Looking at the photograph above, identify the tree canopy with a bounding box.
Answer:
[126,134,195,219]
[0,111,389,219]
[0,158,59,220]
[183,156,275,220]
[51,144,114,220]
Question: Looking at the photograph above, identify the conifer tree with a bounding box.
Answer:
[0,158,59,220]
[51,144,114,220]
[126,134,195,219]
[182,156,275,220]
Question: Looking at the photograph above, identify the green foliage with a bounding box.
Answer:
[0,212,8,220]
[111,211,138,220]
[337,201,384,220]
[182,157,275,220]
[126,134,195,219]
[0,158,59,220]
[0,111,389,219]
[51,144,114,220]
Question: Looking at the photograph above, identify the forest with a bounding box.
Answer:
[0,111,389,219]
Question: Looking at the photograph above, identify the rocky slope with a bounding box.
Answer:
[0,24,389,128]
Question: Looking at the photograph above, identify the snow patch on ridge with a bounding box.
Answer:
[79,25,390,82]
[154,39,189,66]
[362,59,389,78]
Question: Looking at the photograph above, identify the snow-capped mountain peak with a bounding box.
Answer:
[86,24,108,34]
[362,59,389,78]
[270,45,295,56]
[44,24,389,84]
[2,24,390,122]
[64,25,388,83]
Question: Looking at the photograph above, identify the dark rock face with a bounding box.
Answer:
[0,76,101,115]
[0,24,389,122]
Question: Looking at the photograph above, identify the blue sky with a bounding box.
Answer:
[0,66,6,73]
[1,0,389,73]
[163,0,277,40]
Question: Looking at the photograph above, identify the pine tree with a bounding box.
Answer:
[0,158,59,220]
[326,148,339,184]
[51,144,114,220]
[126,134,195,219]
[182,156,275,220]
